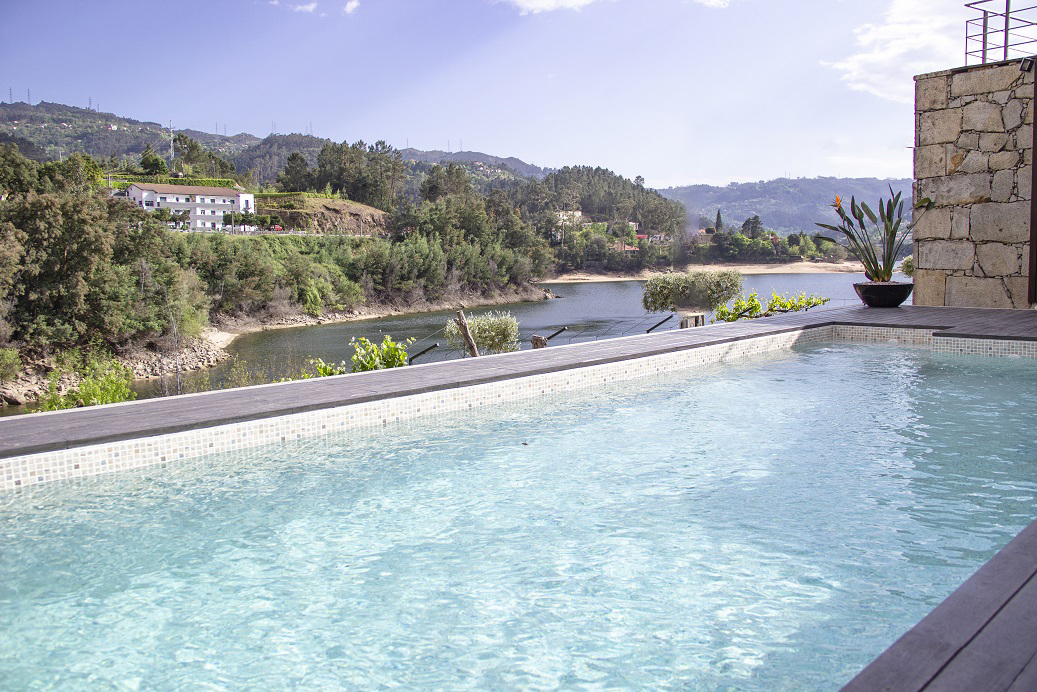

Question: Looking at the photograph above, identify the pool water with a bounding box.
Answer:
[2,343,1036,689]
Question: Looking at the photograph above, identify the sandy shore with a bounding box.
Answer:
[543,261,865,283]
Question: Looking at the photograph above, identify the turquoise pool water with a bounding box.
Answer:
[2,343,1036,689]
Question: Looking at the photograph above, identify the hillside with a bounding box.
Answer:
[0,101,259,165]
[255,194,390,235]
[399,148,553,179]
[660,177,913,234]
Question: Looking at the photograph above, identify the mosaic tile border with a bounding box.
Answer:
[2,324,1034,491]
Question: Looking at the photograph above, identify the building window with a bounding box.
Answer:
[210,198,216,203]
[144,201,154,207]
[159,197,167,202]
[211,222,216,228]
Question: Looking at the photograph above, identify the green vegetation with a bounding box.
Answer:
[350,335,414,372]
[713,292,829,322]
[642,271,743,313]
[445,311,520,355]
[39,349,136,411]
[900,255,915,277]
[815,187,915,282]
[0,348,20,386]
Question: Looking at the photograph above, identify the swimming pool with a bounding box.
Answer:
[1,342,1035,688]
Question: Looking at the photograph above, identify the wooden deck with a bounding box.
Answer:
[3,303,1037,690]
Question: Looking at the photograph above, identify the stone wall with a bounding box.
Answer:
[914,60,1034,308]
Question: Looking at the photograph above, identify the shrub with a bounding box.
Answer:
[642,270,743,313]
[0,348,20,385]
[713,291,829,322]
[445,311,520,355]
[39,351,136,411]
[900,255,914,277]
[350,335,414,372]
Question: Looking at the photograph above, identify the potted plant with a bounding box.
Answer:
[816,187,922,308]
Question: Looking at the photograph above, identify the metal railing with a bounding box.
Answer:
[966,1,1037,64]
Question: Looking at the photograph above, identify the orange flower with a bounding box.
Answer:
[834,195,842,210]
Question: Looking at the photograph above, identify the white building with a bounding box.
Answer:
[126,183,255,231]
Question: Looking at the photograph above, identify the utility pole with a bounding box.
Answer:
[169,121,174,169]
[27,88,30,104]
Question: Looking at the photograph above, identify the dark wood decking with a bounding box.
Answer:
[1,305,1035,461]
[843,519,1037,691]
[3,304,1037,691]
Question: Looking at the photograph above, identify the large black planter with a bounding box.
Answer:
[853,281,913,308]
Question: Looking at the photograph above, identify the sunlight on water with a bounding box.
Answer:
[1,344,1035,688]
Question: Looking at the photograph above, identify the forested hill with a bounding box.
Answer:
[0,101,552,183]
[399,148,553,179]
[0,101,262,164]
[660,177,913,233]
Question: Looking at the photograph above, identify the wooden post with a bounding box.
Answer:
[455,310,480,358]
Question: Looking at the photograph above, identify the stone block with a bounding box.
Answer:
[946,146,966,174]
[915,145,946,178]
[919,108,963,145]
[951,64,1023,97]
[1004,276,1031,308]
[916,77,948,111]
[992,169,1015,202]
[912,269,947,306]
[1017,165,1031,200]
[993,90,1012,105]
[918,173,991,206]
[918,239,975,270]
[958,150,990,173]
[1017,83,1035,99]
[912,206,951,239]
[989,150,1021,170]
[951,207,971,239]
[1003,99,1025,130]
[963,101,1005,132]
[957,132,980,149]
[1015,125,1032,150]
[945,276,1014,308]
[979,133,1010,152]
[969,201,1031,242]
[975,242,1022,276]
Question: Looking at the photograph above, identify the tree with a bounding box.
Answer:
[715,210,724,233]
[741,214,764,239]
[278,152,312,192]
[140,143,168,175]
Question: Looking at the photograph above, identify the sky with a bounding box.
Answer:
[1,0,973,188]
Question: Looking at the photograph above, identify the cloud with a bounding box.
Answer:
[291,2,318,12]
[343,0,360,14]
[688,0,729,7]
[500,0,601,14]
[268,0,280,4]
[826,0,968,104]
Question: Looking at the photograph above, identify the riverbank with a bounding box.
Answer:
[546,260,866,283]
[0,283,553,409]
[209,282,553,351]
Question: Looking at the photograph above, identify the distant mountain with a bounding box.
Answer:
[659,177,913,234]
[0,101,261,163]
[399,148,554,179]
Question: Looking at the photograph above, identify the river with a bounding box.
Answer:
[128,271,901,399]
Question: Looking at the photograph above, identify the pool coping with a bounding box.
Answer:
[2,305,1035,467]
